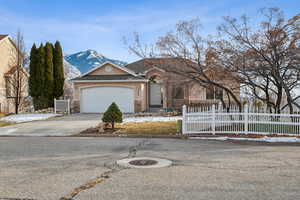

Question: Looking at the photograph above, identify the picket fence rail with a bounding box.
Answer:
[182,104,300,135]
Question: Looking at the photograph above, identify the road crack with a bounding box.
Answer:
[59,139,151,200]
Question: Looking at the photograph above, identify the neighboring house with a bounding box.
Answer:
[72,58,240,113]
[0,34,28,113]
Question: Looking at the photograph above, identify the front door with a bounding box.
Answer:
[150,83,162,106]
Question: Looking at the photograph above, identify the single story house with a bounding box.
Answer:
[72,58,240,113]
[0,34,28,114]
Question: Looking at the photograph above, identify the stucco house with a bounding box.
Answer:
[0,34,28,113]
[72,58,240,113]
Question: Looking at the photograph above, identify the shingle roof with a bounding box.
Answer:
[72,74,146,81]
[4,66,29,77]
[0,35,8,41]
[125,58,197,74]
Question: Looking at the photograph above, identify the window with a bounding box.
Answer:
[215,88,223,100]
[172,86,184,99]
[206,86,223,100]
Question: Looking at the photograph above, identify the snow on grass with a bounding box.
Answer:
[122,116,182,124]
[0,113,62,123]
[190,136,300,143]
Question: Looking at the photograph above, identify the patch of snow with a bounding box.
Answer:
[76,52,85,57]
[0,113,62,123]
[64,60,81,79]
[122,116,182,124]
[190,136,300,143]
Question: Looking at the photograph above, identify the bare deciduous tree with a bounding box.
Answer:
[126,20,242,111]
[216,8,300,113]
[6,31,28,114]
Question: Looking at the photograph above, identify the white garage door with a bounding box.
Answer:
[81,87,134,113]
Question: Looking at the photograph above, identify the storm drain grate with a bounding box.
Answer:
[117,157,172,169]
[129,159,158,166]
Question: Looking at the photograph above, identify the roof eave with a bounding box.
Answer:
[71,79,149,83]
[80,61,137,77]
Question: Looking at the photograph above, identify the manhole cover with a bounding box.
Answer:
[117,157,172,168]
[129,159,158,166]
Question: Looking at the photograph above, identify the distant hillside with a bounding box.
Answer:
[24,49,127,79]
[64,49,127,74]
[24,55,81,80]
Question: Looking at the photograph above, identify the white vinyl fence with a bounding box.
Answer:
[54,99,70,114]
[182,104,300,135]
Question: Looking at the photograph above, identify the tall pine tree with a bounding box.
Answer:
[53,41,64,98]
[29,41,65,110]
[44,42,54,106]
[35,43,46,109]
[29,44,37,98]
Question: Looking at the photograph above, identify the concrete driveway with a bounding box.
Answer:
[0,137,299,200]
[0,114,99,136]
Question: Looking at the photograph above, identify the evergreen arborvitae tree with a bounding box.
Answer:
[35,43,46,109]
[102,102,123,130]
[44,42,54,107]
[29,44,38,98]
[53,41,65,98]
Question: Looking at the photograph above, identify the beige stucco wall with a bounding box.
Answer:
[89,63,128,75]
[0,37,18,113]
[145,67,240,109]
[73,81,148,113]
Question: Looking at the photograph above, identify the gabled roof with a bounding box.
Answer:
[0,34,8,41]
[80,61,137,77]
[125,58,197,74]
[72,74,147,82]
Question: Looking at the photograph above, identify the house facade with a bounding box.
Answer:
[0,35,28,114]
[72,58,240,113]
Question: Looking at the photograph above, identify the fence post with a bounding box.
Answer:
[54,98,56,114]
[218,102,222,112]
[212,104,216,135]
[67,99,70,115]
[182,105,187,134]
[244,104,248,134]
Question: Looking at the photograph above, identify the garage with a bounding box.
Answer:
[81,87,134,113]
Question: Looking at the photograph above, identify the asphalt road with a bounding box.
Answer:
[0,137,299,200]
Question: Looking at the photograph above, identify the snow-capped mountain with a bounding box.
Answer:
[24,49,126,80]
[64,49,127,74]
[24,55,81,80]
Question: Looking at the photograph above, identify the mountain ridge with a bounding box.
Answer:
[64,49,127,74]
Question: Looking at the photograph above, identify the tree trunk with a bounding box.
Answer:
[112,122,115,130]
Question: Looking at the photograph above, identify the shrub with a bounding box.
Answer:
[102,102,123,130]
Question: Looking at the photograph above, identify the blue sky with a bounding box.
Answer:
[0,0,299,62]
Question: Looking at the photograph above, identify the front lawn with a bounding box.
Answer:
[0,121,13,127]
[116,121,178,135]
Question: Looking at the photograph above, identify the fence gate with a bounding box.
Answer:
[54,99,70,114]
